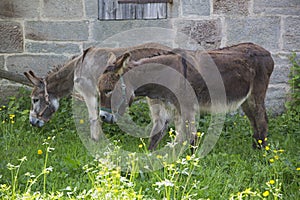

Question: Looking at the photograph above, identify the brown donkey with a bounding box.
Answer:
[98,43,274,149]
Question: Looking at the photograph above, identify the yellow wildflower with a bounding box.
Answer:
[156,155,163,159]
[274,155,279,160]
[186,155,191,161]
[296,167,300,171]
[37,149,43,155]
[98,171,105,176]
[269,180,275,185]
[244,188,252,194]
[258,140,262,144]
[79,119,84,124]
[269,158,275,163]
[138,144,143,148]
[278,149,285,153]
[265,146,270,151]
[168,128,174,136]
[262,190,270,197]
[264,137,268,141]
[11,121,15,124]
[9,114,15,119]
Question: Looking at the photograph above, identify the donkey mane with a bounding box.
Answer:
[47,64,64,75]
[104,47,175,73]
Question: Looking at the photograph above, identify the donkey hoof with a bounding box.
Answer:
[91,136,99,142]
[252,140,267,149]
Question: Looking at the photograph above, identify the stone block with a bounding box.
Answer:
[25,42,81,54]
[270,65,290,84]
[226,17,280,51]
[175,19,221,50]
[0,21,23,53]
[213,0,249,16]
[6,55,68,77]
[283,17,300,52]
[0,85,24,104]
[92,20,172,44]
[265,84,289,114]
[167,1,180,18]
[0,0,39,18]
[272,53,291,66]
[25,21,89,41]
[253,0,300,15]
[266,84,289,101]
[266,98,286,115]
[0,56,4,69]
[182,0,210,16]
[42,0,83,19]
[85,0,98,18]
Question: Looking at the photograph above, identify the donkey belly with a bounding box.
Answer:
[199,88,252,114]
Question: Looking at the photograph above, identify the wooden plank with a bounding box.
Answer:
[99,0,117,20]
[118,0,172,4]
[157,3,167,18]
[143,3,157,19]
[98,0,105,19]
[135,4,144,19]
[0,69,32,87]
[118,3,136,19]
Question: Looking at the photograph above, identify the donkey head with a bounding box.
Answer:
[24,71,59,127]
[98,52,133,123]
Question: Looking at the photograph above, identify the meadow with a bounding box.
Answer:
[0,52,299,200]
[0,86,299,200]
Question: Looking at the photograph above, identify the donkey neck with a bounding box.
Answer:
[46,59,77,99]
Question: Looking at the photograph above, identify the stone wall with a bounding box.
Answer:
[0,0,299,113]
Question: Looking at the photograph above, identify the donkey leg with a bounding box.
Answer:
[74,78,100,141]
[174,112,197,148]
[242,96,268,148]
[147,98,169,150]
[253,103,268,148]
[148,119,169,150]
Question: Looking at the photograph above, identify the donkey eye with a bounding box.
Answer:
[104,90,113,96]
[33,98,39,103]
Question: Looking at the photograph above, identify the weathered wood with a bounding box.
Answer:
[118,0,172,4]
[0,69,32,86]
[99,0,167,20]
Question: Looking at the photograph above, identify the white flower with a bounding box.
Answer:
[155,179,174,187]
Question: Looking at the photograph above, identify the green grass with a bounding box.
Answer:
[0,88,299,199]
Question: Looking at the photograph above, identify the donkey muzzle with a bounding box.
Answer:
[29,116,45,127]
[100,110,116,124]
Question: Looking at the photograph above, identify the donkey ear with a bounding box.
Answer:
[115,52,131,75]
[24,70,43,87]
[107,52,117,66]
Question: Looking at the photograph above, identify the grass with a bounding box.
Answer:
[0,88,299,199]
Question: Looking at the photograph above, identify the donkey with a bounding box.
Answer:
[24,43,172,141]
[98,43,274,149]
